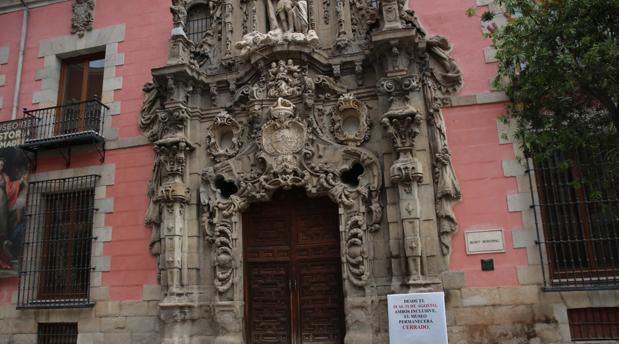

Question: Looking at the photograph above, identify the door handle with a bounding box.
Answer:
[289,278,297,290]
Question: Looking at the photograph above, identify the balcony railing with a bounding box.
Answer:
[19,98,108,166]
[21,98,107,146]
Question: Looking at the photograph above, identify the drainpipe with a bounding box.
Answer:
[11,0,29,119]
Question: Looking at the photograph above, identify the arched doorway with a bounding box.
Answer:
[243,189,345,344]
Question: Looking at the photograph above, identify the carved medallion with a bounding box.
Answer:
[206,111,243,162]
[331,93,370,146]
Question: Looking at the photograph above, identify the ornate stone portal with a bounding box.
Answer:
[140,0,463,342]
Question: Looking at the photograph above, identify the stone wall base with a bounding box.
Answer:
[446,286,619,344]
[2,285,619,343]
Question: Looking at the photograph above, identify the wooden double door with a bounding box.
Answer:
[243,190,345,344]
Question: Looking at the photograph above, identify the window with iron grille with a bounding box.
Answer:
[18,175,99,308]
[529,148,619,290]
[37,323,78,344]
[568,307,619,341]
[187,4,209,42]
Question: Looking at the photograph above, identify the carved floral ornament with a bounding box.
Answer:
[331,93,370,146]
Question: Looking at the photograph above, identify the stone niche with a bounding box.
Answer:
[140,0,463,343]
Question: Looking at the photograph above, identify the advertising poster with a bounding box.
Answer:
[0,119,32,277]
[387,292,449,344]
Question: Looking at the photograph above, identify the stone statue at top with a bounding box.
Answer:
[267,0,308,33]
[235,0,317,55]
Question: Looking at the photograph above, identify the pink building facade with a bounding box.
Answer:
[0,0,616,343]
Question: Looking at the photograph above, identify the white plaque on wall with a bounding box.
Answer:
[387,292,448,344]
[465,229,505,255]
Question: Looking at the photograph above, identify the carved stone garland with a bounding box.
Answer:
[200,97,382,344]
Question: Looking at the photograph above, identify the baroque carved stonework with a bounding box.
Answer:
[331,93,370,146]
[205,111,243,162]
[139,0,465,342]
[266,60,304,98]
[71,0,95,37]
[170,0,187,30]
[261,99,307,155]
[200,97,383,290]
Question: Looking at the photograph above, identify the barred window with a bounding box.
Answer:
[187,4,209,42]
[18,175,99,308]
[38,323,78,344]
[568,308,619,341]
[531,148,619,290]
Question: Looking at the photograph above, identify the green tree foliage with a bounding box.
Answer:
[490,0,618,166]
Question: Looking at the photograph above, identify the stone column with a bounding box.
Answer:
[381,77,440,291]
[150,105,197,344]
[155,135,194,299]
[381,98,425,288]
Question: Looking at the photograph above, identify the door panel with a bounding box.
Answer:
[247,263,292,344]
[245,215,291,262]
[244,190,344,344]
[297,260,344,343]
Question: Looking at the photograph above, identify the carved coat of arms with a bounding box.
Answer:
[261,98,306,156]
